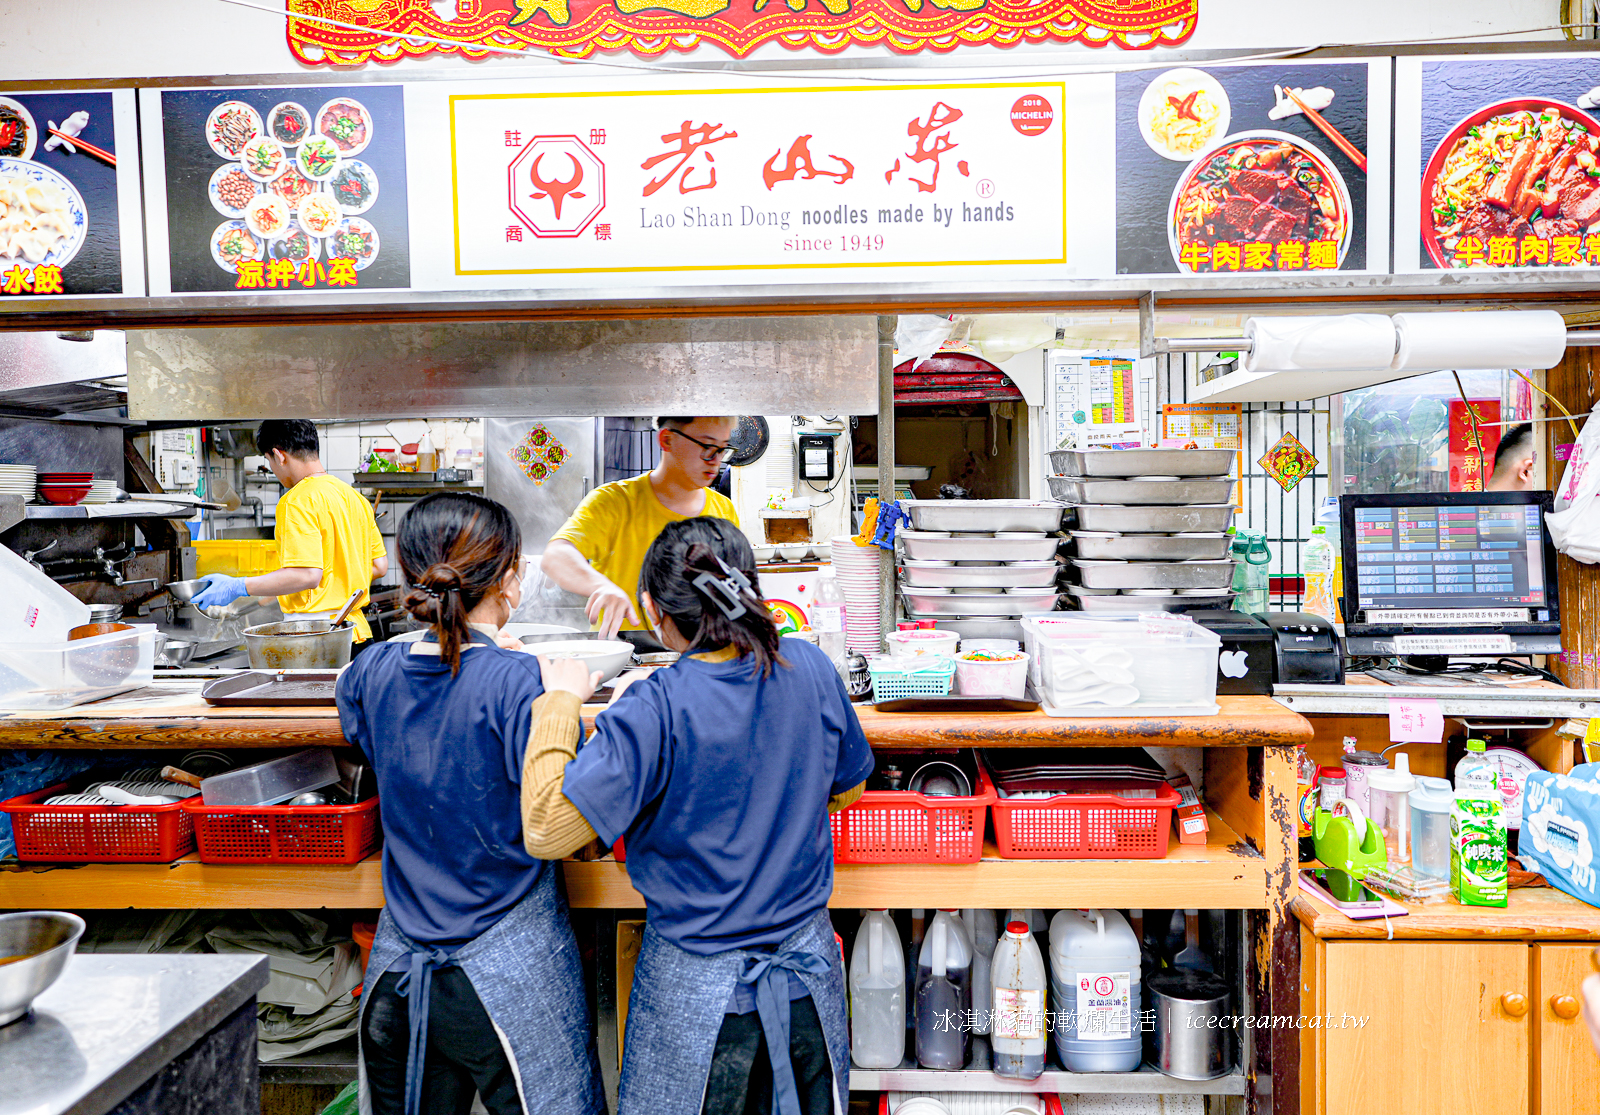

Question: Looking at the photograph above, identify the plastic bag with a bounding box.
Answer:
[1547,403,1600,564]
[894,314,955,372]
[1519,764,1600,906]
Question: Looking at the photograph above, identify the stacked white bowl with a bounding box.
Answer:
[828,535,884,654]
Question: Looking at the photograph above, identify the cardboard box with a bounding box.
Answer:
[1167,772,1209,845]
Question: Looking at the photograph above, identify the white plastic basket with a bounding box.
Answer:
[953,651,1030,699]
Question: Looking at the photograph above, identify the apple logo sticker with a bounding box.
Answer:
[1219,650,1249,679]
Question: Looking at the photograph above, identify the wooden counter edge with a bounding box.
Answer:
[0,694,1315,749]
[1290,890,1600,940]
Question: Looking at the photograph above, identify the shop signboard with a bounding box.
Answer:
[1396,53,1600,273]
[283,0,1198,64]
[139,85,411,294]
[408,78,1079,291]
[1115,59,1390,277]
[0,88,143,299]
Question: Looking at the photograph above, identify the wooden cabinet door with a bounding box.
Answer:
[1324,942,1530,1115]
[1534,943,1600,1115]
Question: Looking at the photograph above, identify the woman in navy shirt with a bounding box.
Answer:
[336,492,604,1115]
[522,517,875,1115]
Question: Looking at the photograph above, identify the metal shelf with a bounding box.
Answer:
[23,501,195,520]
[260,1039,359,1086]
[849,1038,1247,1095]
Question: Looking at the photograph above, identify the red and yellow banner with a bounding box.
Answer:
[287,0,1196,63]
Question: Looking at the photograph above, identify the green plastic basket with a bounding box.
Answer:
[869,657,956,702]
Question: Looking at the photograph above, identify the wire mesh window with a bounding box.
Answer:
[1158,353,1329,611]
[603,417,659,483]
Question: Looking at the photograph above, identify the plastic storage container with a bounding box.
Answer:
[1049,909,1142,1071]
[849,910,906,1069]
[830,754,995,864]
[963,908,998,1036]
[199,747,340,807]
[991,920,1048,1080]
[183,795,380,863]
[885,630,960,658]
[914,910,972,1069]
[1022,615,1220,712]
[2,782,196,863]
[1409,776,1454,881]
[0,627,156,711]
[953,651,1029,699]
[191,539,281,578]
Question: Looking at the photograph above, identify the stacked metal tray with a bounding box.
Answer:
[1050,448,1239,615]
[895,500,1065,627]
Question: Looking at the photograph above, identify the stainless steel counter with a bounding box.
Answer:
[0,953,268,1115]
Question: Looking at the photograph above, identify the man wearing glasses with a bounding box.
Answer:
[541,416,741,644]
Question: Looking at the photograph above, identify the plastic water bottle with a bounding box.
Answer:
[1455,738,1498,793]
[849,911,906,1069]
[811,568,847,682]
[1228,531,1251,608]
[1049,909,1142,1072]
[1242,533,1272,615]
[990,920,1047,1080]
[914,910,972,1069]
[1302,526,1337,622]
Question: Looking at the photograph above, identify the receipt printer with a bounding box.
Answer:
[1258,611,1345,685]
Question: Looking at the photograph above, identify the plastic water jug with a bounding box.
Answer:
[962,908,998,1036]
[849,910,905,1069]
[1049,909,1142,1071]
[991,920,1047,1080]
[1366,754,1417,864]
[1409,776,1454,881]
[914,910,972,1069]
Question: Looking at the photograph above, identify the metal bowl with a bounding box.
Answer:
[0,911,85,1026]
[162,639,197,667]
[907,760,972,798]
[165,579,209,604]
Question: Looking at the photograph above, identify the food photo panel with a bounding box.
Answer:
[147,84,410,294]
[1115,61,1389,277]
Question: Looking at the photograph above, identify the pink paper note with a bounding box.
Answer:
[1388,697,1444,743]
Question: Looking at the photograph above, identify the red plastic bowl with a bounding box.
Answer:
[37,473,93,481]
[1420,97,1600,269]
[38,485,91,505]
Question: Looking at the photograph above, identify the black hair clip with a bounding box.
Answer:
[690,555,752,622]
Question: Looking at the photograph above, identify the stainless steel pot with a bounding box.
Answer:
[242,620,356,669]
[1147,969,1233,1080]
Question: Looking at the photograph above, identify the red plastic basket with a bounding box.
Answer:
[1,782,195,863]
[831,756,995,864]
[990,776,1181,860]
[182,795,381,864]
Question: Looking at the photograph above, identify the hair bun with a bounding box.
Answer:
[419,562,464,594]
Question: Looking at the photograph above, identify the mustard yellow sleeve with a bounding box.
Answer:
[275,491,324,569]
[521,690,600,860]
[550,484,619,565]
[829,782,865,813]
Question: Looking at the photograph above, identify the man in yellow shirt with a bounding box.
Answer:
[541,416,740,643]
[193,420,389,642]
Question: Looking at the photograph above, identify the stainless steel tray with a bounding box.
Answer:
[201,670,340,706]
[902,500,1065,533]
[1067,589,1237,614]
[921,617,1025,642]
[1048,477,1234,505]
[899,560,1058,589]
[899,532,1060,562]
[1049,448,1235,478]
[1070,531,1230,561]
[1070,504,1237,533]
[1070,559,1236,591]
[902,591,1061,617]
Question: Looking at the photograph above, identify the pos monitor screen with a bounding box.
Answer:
[1340,491,1561,657]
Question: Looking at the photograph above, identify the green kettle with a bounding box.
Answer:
[1313,798,1388,880]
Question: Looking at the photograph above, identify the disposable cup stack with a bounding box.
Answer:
[828,535,884,654]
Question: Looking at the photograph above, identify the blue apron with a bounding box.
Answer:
[356,868,605,1115]
[619,908,849,1115]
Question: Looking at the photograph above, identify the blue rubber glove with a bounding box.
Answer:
[192,573,249,609]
